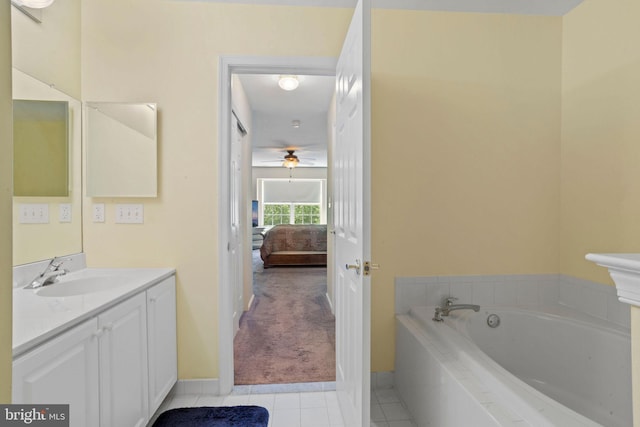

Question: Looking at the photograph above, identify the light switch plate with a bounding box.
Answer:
[115,204,144,224]
[19,204,49,224]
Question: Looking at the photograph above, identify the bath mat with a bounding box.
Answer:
[152,405,269,427]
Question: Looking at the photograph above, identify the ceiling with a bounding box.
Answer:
[238,74,335,168]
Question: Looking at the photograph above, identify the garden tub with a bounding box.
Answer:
[395,305,631,426]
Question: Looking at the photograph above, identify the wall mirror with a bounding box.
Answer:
[13,69,82,266]
[85,102,158,197]
[13,99,69,197]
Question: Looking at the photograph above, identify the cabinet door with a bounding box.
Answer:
[147,276,177,415]
[99,293,149,427]
[12,319,100,427]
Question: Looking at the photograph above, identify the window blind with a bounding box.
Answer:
[262,179,322,203]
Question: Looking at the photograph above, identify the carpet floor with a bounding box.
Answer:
[233,250,335,385]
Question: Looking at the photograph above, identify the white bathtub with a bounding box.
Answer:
[395,305,631,427]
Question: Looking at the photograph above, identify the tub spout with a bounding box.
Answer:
[432,303,480,322]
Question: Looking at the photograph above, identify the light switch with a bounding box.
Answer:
[19,204,49,224]
[115,204,144,224]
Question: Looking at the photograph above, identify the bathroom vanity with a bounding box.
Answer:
[12,267,176,427]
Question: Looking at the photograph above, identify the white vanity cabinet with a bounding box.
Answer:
[12,319,100,426]
[147,276,177,414]
[12,273,177,427]
[98,292,149,427]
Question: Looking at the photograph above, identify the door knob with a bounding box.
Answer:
[345,259,361,275]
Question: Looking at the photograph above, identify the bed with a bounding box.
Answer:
[260,224,327,268]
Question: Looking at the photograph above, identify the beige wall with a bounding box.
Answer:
[81,0,352,379]
[561,0,640,421]
[370,9,562,370]
[561,0,640,284]
[0,0,12,403]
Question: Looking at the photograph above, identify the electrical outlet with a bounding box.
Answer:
[115,204,144,224]
[19,204,49,224]
[59,204,72,223]
[93,203,105,223]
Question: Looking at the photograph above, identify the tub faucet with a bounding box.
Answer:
[24,256,70,289]
[433,297,480,322]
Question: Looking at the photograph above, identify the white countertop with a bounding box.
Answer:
[585,253,640,272]
[13,268,175,358]
[586,253,640,307]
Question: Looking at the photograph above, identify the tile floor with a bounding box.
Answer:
[149,383,416,427]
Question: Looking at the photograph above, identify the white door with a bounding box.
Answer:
[334,0,371,425]
[231,114,244,336]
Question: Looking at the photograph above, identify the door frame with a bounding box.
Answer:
[217,55,337,395]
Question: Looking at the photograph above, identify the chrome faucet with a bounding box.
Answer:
[24,256,70,289]
[432,297,480,322]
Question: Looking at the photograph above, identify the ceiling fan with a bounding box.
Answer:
[282,150,299,169]
[261,147,317,168]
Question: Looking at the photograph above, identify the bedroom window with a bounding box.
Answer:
[294,204,320,224]
[257,178,327,226]
[262,203,321,225]
[263,204,291,225]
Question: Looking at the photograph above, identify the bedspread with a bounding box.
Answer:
[260,224,327,260]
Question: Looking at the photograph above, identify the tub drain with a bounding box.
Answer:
[487,313,500,328]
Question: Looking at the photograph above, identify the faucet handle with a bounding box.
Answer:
[445,297,458,306]
[50,256,72,270]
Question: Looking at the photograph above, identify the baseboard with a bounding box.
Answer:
[170,374,392,397]
[247,293,256,311]
[170,378,220,396]
[325,292,334,314]
[371,371,394,390]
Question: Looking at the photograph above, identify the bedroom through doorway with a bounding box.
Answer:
[230,71,337,387]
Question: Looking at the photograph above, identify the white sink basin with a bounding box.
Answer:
[36,276,124,297]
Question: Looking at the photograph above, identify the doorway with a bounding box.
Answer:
[233,72,335,386]
[217,56,338,395]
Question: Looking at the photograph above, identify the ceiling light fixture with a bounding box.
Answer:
[278,75,299,91]
[14,0,55,8]
[291,120,301,128]
[282,150,299,169]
